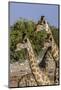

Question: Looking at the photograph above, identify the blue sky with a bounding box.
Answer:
[9,2,59,28]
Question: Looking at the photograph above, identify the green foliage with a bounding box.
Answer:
[30,30,47,55]
[10,18,59,63]
[10,19,36,63]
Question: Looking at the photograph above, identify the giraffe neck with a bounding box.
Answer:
[26,38,51,85]
[45,23,59,62]
[45,24,59,84]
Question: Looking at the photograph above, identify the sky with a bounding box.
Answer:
[9,2,59,28]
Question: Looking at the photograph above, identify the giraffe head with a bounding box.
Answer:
[15,33,28,52]
[36,16,48,32]
[40,16,46,24]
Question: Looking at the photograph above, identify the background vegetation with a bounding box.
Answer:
[10,18,59,63]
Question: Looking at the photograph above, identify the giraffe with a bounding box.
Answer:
[36,16,59,84]
[15,36,52,87]
[44,21,59,84]
[36,16,59,62]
